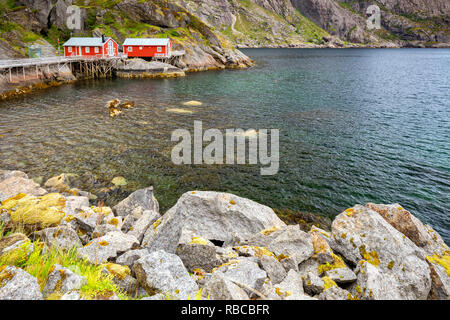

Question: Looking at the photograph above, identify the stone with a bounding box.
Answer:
[246,225,314,266]
[0,266,43,300]
[0,233,33,265]
[279,256,299,273]
[116,249,150,273]
[102,263,138,295]
[60,291,83,300]
[298,257,320,278]
[0,170,47,198]
[318,286,351,300]
[44,173,78,193]
[366,203,449,256]
[427,260,450,300]
[43,264,87,297]
[203,272,249,300]
[144,191,285,253]
[216,258,267,295]
[303,272,324,295]
[63,196,89,216]
[77,231,139,264]
[0,193,65,229]
[331,205,431,300]
[111,176,127,187]
[259,255,286,285]
[141,293,166,300]
[113,186,159,218]
[274,269,313,300]
[133,250,199,299]
[127,210,160,243]
[325,267,357,284]
[33,226,82,251]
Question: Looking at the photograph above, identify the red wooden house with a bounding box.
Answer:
[63,35,119,57]
[123,38,172,58]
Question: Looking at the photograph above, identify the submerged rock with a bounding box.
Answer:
[143,191,285,253]
[0,266,43,300]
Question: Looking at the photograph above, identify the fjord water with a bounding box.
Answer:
[0,48,449,242]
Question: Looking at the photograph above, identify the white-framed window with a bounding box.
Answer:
[157,46,162,52]
[139,46,143,50]
[128,47,132,52]
[95,47,99,53]
[68,47,72,53]
[86,47,90,53]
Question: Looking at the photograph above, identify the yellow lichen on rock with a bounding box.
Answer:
[317,253,347,274]
[3,193,66,228]
[190,236,208,245]
[359,245,380,267]
[322,276,337,291]
[426,254,450,276]
[105,263,130,280]
[260,226,279,236]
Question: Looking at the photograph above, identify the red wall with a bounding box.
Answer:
[124,44,170,58]
[64,39,118,57]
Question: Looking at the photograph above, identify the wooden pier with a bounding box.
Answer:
[0,55,127,83]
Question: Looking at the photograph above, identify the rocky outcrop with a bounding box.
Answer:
[0,169,449,300]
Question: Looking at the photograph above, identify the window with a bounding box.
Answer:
[128,47,132,52]
[157,46,162,52]
[86,47,90,53]
[139,47,143,50]
[68,47,72,53]
[95,47,99,53]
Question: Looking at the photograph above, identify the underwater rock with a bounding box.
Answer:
[111,176,127,187]
[182,100,203,106]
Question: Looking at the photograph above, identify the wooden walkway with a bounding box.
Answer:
[0,55,127,83]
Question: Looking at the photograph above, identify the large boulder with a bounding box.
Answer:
[0,266,43,300]
[77,231,139,264]
[143,191,285,253]
[113,186,159,218]
[0,170,46,198]
[133,250,199,299]
[331,205,431,300]
[127,210,160,243]
[245,225,314,266]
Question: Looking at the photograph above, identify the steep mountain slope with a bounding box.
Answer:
[0,0,253,70]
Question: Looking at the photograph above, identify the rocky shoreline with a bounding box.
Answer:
[0,169,448,300]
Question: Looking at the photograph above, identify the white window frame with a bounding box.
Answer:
[128,46,132,52]
[68,47,72,53]
[95,47,99,53]
[86,47,90,53]
[157,46,162,52]
[139,46,143,50]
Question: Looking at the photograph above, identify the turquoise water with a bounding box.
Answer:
[0,48,449,242]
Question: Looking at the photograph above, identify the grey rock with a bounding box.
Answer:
[298,257,320,278]
[203,272,249,300]
[428,261,450,300]
[0,266,43,300]
[318,286,351,300]
[274,269,313,300]
[141,293,166,300]
[33,226,82,251]
[113,186,159,218]
[325,267,357,284]
[116,249,150,273]
[259,255,286,285]
[43,264,87,297]
[128,210,160,243]
[101,264,138,295]
[246,225,314,266]
[144,191,285,253]
[63,196,90,216]
[60,291,84,300]
[133,250,198,299]
[77,231,139,264]
[0,170,47,198]
[279,256,299,273]
[217,258,267,295]
[331,205,431,300]
[303,272,324,295]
